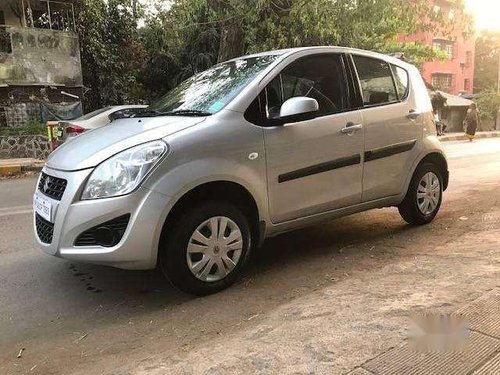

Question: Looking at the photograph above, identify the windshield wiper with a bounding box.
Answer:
[133,108,212,118]
[161,109,213,117]
[132,108,163,118]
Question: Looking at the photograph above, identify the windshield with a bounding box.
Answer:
[149,55,279,115]
[77,106,112,120]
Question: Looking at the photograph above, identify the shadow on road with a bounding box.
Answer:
[51,208,417,309]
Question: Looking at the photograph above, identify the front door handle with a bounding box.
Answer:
[407,110,420,120]
[341,122,363,135]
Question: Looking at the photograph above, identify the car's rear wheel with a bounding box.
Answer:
[159,201,252,296]
[398,162,443,225]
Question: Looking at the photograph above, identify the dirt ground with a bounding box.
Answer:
[1,141,500,374]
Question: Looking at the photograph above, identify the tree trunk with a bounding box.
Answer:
[207,0,245,62]
[217,17,245,62]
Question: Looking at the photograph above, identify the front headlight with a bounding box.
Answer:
[82,140,168,200]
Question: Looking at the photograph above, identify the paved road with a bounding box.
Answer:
[0,138,499,374]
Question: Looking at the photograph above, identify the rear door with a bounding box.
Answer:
[350,55,422,202]
[260,54,364,223]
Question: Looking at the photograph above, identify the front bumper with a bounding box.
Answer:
[34,166,172,270]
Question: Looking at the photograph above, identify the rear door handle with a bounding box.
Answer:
[407,110,420,120]
[341,122,363,135]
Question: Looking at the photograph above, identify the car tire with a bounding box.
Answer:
[159,201,252,296]
[398,162,443,225]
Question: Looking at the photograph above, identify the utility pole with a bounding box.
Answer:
[21,0,27,27]
[498,51,500,94]
[46,0,52,30]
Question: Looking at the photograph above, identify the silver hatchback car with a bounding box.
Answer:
[34,47,448,295]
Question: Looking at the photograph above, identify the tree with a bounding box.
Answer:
[202,0,442,63]
[139,0,219,99]
[139,0,444,92]
[77,0,464,107]
[474,31,500,93]
[76,0,145,110]
[475,89,500,129]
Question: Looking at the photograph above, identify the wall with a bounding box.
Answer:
[0,26,82,86]
[4,102,41,127]
[0,135,50,159]
[399,0,475,95]
[1,4,23,26]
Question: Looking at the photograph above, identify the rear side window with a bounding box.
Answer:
[391,65,409,100]
[353,56,398,106]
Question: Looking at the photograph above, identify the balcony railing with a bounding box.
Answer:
[12,0,76,32]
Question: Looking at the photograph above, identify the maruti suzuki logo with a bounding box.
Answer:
[43,177,50,193]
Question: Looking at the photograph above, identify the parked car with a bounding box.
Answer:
[58,105,147,142]
[34,47,449,295]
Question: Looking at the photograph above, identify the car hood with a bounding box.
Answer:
[46,116,206,171]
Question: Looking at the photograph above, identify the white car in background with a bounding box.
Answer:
[58,105,147,142]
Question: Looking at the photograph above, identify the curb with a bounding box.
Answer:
[0,164,43,177]
[21,165,44,173]
[440,131,500,142]
[0,165,22,176]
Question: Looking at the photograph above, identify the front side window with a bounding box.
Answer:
[263,54,348,120]
[353,55,398,106]
[150,55,279,115]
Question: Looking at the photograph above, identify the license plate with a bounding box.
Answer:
[34,193,52,222]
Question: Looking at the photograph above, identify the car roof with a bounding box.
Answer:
[227,46,413,69]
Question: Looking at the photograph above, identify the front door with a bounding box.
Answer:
[262,54,364,223]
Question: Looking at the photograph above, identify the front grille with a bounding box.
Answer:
[75,214,131,247]
[35,213,54,244]
[38,173,67,201]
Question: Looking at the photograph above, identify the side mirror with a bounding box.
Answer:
[279,97,319,120]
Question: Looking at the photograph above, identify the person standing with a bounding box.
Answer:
[464,103,480,142]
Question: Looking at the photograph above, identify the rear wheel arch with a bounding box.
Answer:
[417,152,449,191]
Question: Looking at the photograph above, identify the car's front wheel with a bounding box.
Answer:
[398,162,443,225]
[159,201,252,296]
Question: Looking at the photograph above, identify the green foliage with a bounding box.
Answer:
[139,0,219,100]
[0,120,46,136]
[381,42,447,69]
[77,0,145,110]
[136,0,445,99]
[474,31,500,93]
[475,89,500,122]
[76,0,471,107]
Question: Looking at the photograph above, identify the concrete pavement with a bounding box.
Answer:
[0,138,499,374]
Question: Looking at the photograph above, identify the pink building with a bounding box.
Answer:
[400,0,475,95]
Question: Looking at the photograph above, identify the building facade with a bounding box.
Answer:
[0,0,82,128]
[400,0,475,95]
